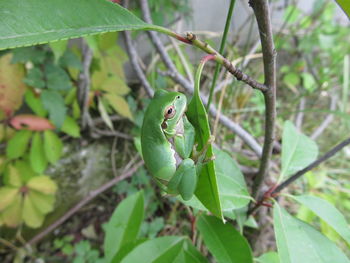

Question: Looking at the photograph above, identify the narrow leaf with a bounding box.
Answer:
[197,215,253,263]
[104,191,144,263]
[292,195,350,246]
[273,203,350,263]
[187,61,222,220]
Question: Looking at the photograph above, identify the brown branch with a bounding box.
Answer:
[27,160,143,246]
[249,0,277,199]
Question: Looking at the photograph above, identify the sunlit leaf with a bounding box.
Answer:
[1,194,22,227]
[292,195,350,245]
[273,203,350,263]
[22,194,45,228]
[280,121,318,181]
[28,190,55,214]
[27,175,57,194]
[104,93,133,120]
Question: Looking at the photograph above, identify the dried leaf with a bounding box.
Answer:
[10,114,55,131]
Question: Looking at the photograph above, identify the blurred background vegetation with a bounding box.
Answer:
[0,0,349,262]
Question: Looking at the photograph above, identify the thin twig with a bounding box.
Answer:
[295,98,306,130]
[250,0,277,199]
[123,31,154,97]
[272,137,350,194]
[27,160,143,246]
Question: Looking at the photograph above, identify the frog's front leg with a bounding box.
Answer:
[167,158,197,201]
[174,116,195,159]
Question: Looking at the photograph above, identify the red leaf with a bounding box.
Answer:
[10,114,55,131]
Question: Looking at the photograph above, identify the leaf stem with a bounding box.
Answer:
[206,0,236,110]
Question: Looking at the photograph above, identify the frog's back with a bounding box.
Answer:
[141,90,178,181]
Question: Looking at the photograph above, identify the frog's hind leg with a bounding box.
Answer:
[167,159,197,201]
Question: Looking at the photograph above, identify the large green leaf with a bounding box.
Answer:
[187,62,222,220]
[335,0,350,19]
[280,121,318,181]
[197,215,253,263]
[214,148,251,210]
[104,191,144,263]
[0,0,161,50]
[292,195,350,246]
[273,203,350,263]
[121,236,185,263]
[256,251,280,263]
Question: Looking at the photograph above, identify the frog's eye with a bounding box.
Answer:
[176,95,180,99]
[164,105,176,119]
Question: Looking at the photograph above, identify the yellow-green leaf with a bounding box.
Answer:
[1,194,22,228]
[6,130,32,159]
[43,130,63,164]
[22,194,45,228]
[0,54,27,116]
[61,116,80,138]
[104,93,133,120]
[98,98,114,130]
[0,187,19,211]
[30,132,48,173]
[29,190,55,214]
[4,165,22,187]
[27,176,57,195]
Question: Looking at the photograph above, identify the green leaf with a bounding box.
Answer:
[41,90,67,129]
[43,130,63,164]
[1,194,22,227]
[104,93,133,120]
[22,194,45,228]
[0,0,158,50]
[0,187,19,211]
[335,0,350,19]
[256,251,280,263]
[61,116,81,138]
[24,68,45,89]
[280,121,318,181]
[49,40,68,61]
[30,132,48,173]
[45,64,72,91]
[301,72,316,92]
[182,239,209,263]
[121,236,185,263]
[98,98,114,130]
[214,148,251,210]
[197,215,253,263]
[292,195,350,246]
[283,72,299,87]
[27,175,57,195]
[4,165,22,187]
[104,191,144,263]
[273,203,350,263]
[59,50,83,70]
[28,190,55,214]
[6,130,32,159]
[25,89,47,117]
[187,62,222,220]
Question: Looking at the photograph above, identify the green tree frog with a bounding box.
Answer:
[141,89,199,201]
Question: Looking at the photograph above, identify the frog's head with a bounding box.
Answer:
[153,89,187,135]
